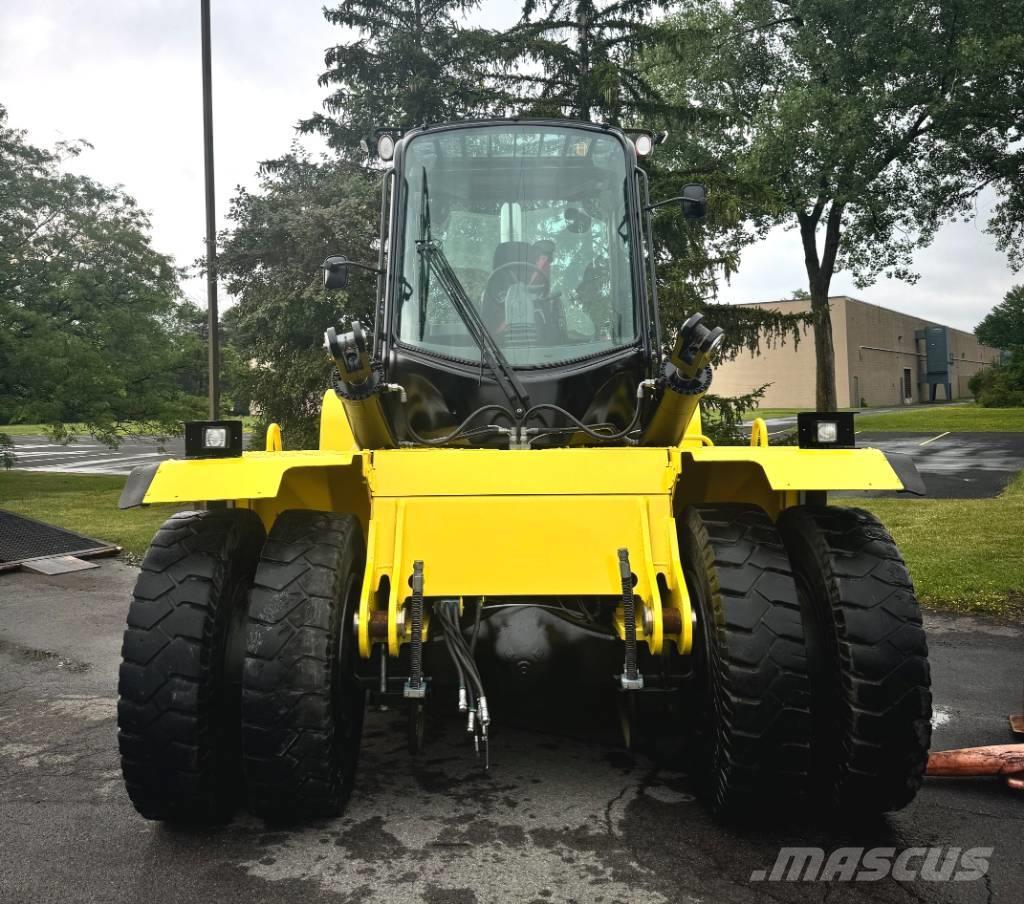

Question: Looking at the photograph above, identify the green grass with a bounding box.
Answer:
[742,408,809,420]
[0,471,180,559]
[1,417,255,437]
[743,403,1024,432]
[856,404,1024,432]
[843,472,1024,616]
[0,423,86,436]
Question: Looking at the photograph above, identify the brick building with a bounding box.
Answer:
[712,296,1003,409]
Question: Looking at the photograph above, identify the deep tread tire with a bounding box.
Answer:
[681,505,812,817]
[778,505,932,815]
[242,510,366,821]
[118,509,266,822]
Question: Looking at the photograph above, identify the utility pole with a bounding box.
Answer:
[201,0,220,419]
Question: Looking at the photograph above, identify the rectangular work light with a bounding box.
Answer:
[184,420,244,459]
[797,412,855,449]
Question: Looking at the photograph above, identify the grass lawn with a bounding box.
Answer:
[743,402,1024,432]
[843,472,1024,616]
[742,408,809,420]
[0,471,180,559]
[856,404,1024,432]
[1,416,256,438]
[1,423,88,436]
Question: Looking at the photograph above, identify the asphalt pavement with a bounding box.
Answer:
[1,561,1021,904]
[8,435,185,477]
[856,431,1024,498]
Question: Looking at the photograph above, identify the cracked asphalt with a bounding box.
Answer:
[1,562,1021,904]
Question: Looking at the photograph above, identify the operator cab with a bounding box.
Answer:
[324,120,714,449]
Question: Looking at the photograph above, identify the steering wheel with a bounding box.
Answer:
[483,261,550,309]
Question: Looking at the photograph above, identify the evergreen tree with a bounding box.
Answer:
[499,0,665,122]
[302,0,496,152]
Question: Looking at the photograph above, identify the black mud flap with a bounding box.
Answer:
[883,451,926,496]
[118,463,160,509]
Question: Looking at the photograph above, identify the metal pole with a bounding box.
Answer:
[201,0,219,419]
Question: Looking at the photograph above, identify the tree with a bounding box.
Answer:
[217,149,379,449]
[652,0,1024,410]
[490,4,807,438]
[302,0,496,152]
[968,350,1024,407]
[497,0,666,122]
[0,105,203,449]
[976,284,1024,350]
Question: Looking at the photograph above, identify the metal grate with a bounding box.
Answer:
[0,510,119,571]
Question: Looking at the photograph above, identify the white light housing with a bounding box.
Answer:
[203,426,228,449]
[633,133,654,157]
[816,421,838,443]
[377,133,395,161]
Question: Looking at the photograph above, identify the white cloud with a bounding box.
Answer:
[1,0,1017,329]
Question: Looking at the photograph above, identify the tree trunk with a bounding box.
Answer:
[810,287,837,411]
[577,2,592,120]
[798,201,845,412]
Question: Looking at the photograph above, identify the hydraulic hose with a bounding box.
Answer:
[403,404,515,447]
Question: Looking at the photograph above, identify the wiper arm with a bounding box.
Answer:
[415,168,530,416]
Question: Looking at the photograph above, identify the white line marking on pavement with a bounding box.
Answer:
[919,431,950,446]
[19,452,165,472]
[59,452,166,470]
[8,449,98,457]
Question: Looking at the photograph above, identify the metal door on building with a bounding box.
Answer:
[903,367,914,404]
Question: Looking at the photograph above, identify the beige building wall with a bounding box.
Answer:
[713,296,1002,409]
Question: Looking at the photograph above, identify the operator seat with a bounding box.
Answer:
[483,241,557,344]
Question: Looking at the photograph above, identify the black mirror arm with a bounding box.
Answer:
[643,196,687,213]
[337,260,383,276]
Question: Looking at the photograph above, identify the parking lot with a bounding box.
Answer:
[8,435,185,477]
[857,431,1024,498]
[1,561,1021,904]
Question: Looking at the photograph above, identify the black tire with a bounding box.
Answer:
[242,510,367,821]
[118,508,266,822]
[680,505,811,817]
[778,505,932,815]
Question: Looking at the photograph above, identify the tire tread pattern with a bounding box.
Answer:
[779,505,932,814]
[117,508,265,822]
[242,509,364,821]
[684,505,812,815]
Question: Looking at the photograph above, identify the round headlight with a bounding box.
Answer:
[377,133,396,161]
[633,133,654,158]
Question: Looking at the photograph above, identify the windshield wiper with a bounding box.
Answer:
[414,167,530,417]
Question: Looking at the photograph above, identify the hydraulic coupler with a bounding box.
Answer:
[325,320,398,449]
[640,313,724,446]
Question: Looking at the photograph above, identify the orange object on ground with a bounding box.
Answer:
[927,744,1024,790]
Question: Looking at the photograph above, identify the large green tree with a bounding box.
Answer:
[652,0,1024,410]
[498,0,665,122]
[302,0,496,152]
[217,150,378,449]
[0,105,203,449]
[976,284,1024,350]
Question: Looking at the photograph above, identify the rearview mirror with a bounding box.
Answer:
[323,255,349,290]
[680,184,707,220]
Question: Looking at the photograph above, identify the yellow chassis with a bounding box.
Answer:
[127,394,906,661]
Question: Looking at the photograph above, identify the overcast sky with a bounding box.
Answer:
[1,0,1018,332]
